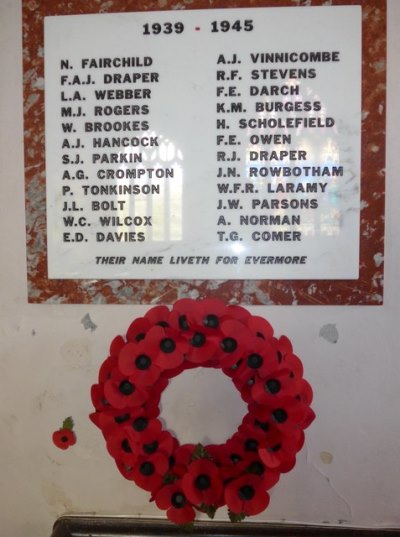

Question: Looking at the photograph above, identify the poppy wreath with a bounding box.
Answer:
[90,298,315,526]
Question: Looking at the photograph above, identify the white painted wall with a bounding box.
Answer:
[0,1,399,536]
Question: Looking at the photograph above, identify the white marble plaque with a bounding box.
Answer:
[44,6,361,280]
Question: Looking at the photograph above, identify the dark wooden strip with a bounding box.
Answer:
[51,517,400,537]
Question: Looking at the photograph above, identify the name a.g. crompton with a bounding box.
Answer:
[96,168,174,179]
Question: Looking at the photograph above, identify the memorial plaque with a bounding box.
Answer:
[45,7,361,280]
[23,0,386,304]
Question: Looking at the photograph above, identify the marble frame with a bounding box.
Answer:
[23,0,386,305]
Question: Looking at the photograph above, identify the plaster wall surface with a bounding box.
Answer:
[0,1,399,536]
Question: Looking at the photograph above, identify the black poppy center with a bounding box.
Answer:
[277,351,283,363]
[255,419,270,432]
[247,461,264,475]
[135,333,145,342]
[238,485,255,501]
[121,439,132,453]
[143,441,158,454]
[140,461,155,476]
[61,436,68,443]
[245,438,259,452]
[230,453,242,464]
[160,338,176,353]
[265,379,281,394]
[204,314,219,328]
[195,474,211,490]
[114,413,130,424]
[179,315,189,330]
[191,332,206,347]
[135,354,151,370]
[273,408,288,423]
[247,353,263,369]
[157,321,169,328]
[133,417,148,432]
[221,337,237,353]
[119,380,135,395]
[171,492,186,508]
[269,443,281,453]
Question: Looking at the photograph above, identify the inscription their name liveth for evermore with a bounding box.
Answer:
[44,6,361,280]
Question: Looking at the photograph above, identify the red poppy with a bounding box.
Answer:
[104,368,148,409]
[126,317,152,343]
[106,427,137,465]
[143,325,188,370]
[251,369,300,406]
[225,474,270,516]
[52,428,76,450]
[144,305,172,327]
[135,430,175,459]
[186,329,219,364]
[267,397,309,434]
[243,452,280,490]
[218,319,252,367]
[98,355,118,384]
[116,458,143,481]
[168,298,197,331]
[271,335,293,365]
[168,444,195,478]
[90,408,131,436]
[190,298,228,332]
[297,378,314,405]
[229,430,263,458]
[258,427,304,472]
[282,352,304,379]
[242,404,272,436]
[155,481,196,524]
[222,358,243,379]
[247,316,274,340]
[225,304,251,323]
[131,452,169,492]
[130,416,163,442]
[182,459,223,506]
[233,338,279,384]
[237,421,271,446]
[118,340,161,386]
[231,374,256,404]
[90,383,110,412]
[109,335,125,357]
[214,438,248,480]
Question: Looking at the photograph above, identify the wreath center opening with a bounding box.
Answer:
[160,367,247,445]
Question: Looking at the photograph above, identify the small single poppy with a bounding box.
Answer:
[52,428,76,450]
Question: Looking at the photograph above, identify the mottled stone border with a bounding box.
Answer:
[23,0,386,305]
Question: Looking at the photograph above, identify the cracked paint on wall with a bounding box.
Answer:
[319,324,339,344]
[81,313,97,332]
